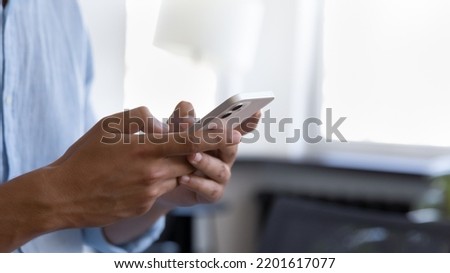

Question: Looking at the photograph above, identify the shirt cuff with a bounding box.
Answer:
[82,217,165,253]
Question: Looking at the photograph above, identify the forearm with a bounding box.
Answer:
[0,168,64,252]
[103,200,172,246]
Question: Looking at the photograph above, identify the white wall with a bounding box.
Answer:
[77,0,126,119]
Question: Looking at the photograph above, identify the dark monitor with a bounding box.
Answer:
[258,196,450,253]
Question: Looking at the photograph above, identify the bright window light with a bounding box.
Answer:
[124,0,216,120]
[323,0,450,146]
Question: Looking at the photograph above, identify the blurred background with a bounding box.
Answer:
[77,0,450,252]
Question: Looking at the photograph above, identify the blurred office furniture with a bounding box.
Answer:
[221,156,450,253]
[258,195,450,252]
[148,204,227,253]
[147,158,450,252]
[153,0,264,101]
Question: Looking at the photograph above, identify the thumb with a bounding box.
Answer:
[168,101,196,133]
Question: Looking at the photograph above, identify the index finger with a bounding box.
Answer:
[102,106,166,135]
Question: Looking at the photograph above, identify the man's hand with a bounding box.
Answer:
[46,106,240,227]
[156,101,261,209]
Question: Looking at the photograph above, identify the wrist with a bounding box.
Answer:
[0,167,65,251]
[103,200,171,246]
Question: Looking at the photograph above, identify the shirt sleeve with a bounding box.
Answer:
[82,217,166,253]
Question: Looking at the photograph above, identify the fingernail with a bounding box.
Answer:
[191,153,202,163]
[179,175,190,184]
[207,123,218,130]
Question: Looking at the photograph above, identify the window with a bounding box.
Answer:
[322,0,450,147]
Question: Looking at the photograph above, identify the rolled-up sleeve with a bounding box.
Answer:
[82,217,165,253]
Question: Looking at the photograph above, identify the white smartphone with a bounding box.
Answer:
[193,91,275,131]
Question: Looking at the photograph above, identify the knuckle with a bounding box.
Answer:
[145,187,161,199]
[209,188,223,202]
[217,164,231,181]
[136,106,151,117]
[142,165,166,182]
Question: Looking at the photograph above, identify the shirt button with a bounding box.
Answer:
[4,95,13,106]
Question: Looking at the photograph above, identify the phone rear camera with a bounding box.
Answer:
[231,104,244,111]
[220,112,233,119]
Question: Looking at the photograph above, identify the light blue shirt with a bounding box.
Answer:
[0,0,163,252]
